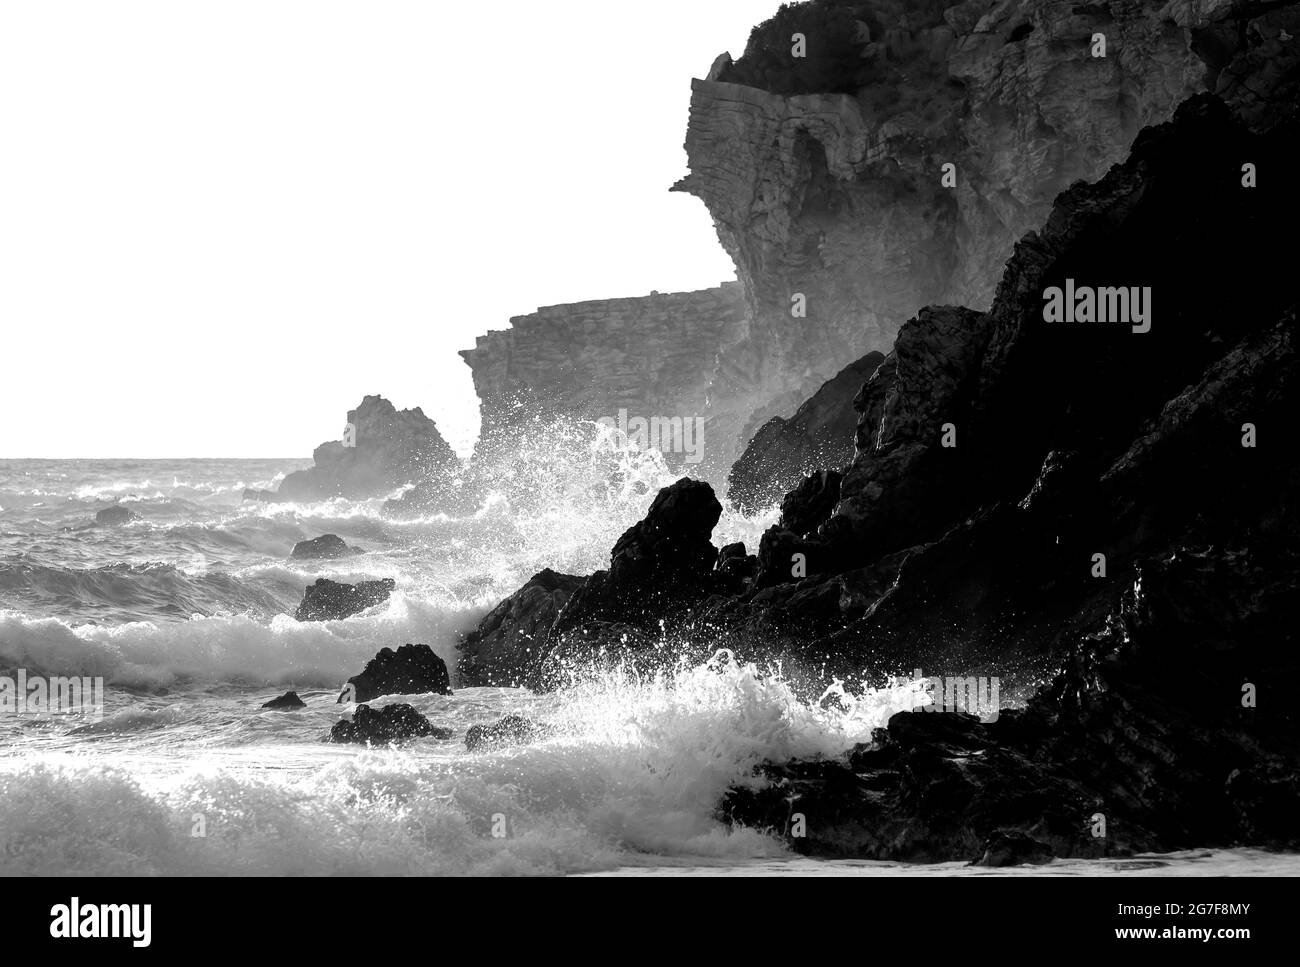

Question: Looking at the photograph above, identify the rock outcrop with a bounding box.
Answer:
[338,644,453,703]
[328,703,451,745]
[261,691,306,710]
[289,534,360,560]
[727,351,884,511]
[728,348,889,514]
[95,505,141,526]
[275,395,458,501]
[459,569,585,687]
[722,543,1300,858]
[294,577,395,622]
[463,89,1300,858]
[549,478,727,638]
[464,714,556,752]
[676,0,1300,485]
[457,479,737,690]
[459,284,750,479]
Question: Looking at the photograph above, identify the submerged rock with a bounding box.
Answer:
[95,505,141,526]
[328,703,451,744]
[294,577,395,622]
[261,691,306,710]
[464,714,555,752]
[338,643,452,703]
[290,534,359,560]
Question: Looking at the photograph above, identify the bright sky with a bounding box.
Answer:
[0,0,778,458]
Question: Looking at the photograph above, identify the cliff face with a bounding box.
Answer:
[461,91,1300,856]
[678,0,1299,492]
[459,284,749,476]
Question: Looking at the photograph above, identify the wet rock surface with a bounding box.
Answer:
[462,91,1300,859]
[294,577,395,622]
[339,644,452,703]
[329,703,451,745]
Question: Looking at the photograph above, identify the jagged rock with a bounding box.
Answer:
[338,643,452,703]
[728,352,883,511]
[716,542,758,581]
[711,94,1300,859]
[459,569,585,687]
[328,703,451,745]
[779,470,842,538]
[261,691,306,710]
[275,395,459,501]
[458,480,731,690]
[727,542,1300,861]
[551,478,723,638]
[804,95,1299,580]
[294,577,395,622]
[290,534,360,560]
[671,0,1300,493]
[464,714,555,752]
[95,505,141,526]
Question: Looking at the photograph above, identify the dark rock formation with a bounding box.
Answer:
[970,831,1054,868]
[716,542,758,581]
[672,0,1300,491]
[275,395,459,501]
[261,691,306,710]
[294,578,395,622]
[464,714,556,752]
[456,479,737,690]
[95,505,141,526]
[728,352,883,511]
[723,543,1300,858]
[290,534,360,560]
[459,569,585,687]
[328,703,451,745]
[338,644,452,703]
[468,90,1300,858]
[451,3,1296,490]
[707,94,1300,859]
[550,478,724,637]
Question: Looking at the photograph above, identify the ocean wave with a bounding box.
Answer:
[0,595,483,688]
[0,653,918,875]
[0,561,293,623]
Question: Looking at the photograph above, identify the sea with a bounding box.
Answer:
[0,449,1292,876]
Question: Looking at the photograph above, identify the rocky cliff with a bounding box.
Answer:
[680,0,1299,501]
[459,87,1300,857]
[459,284,749,477]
